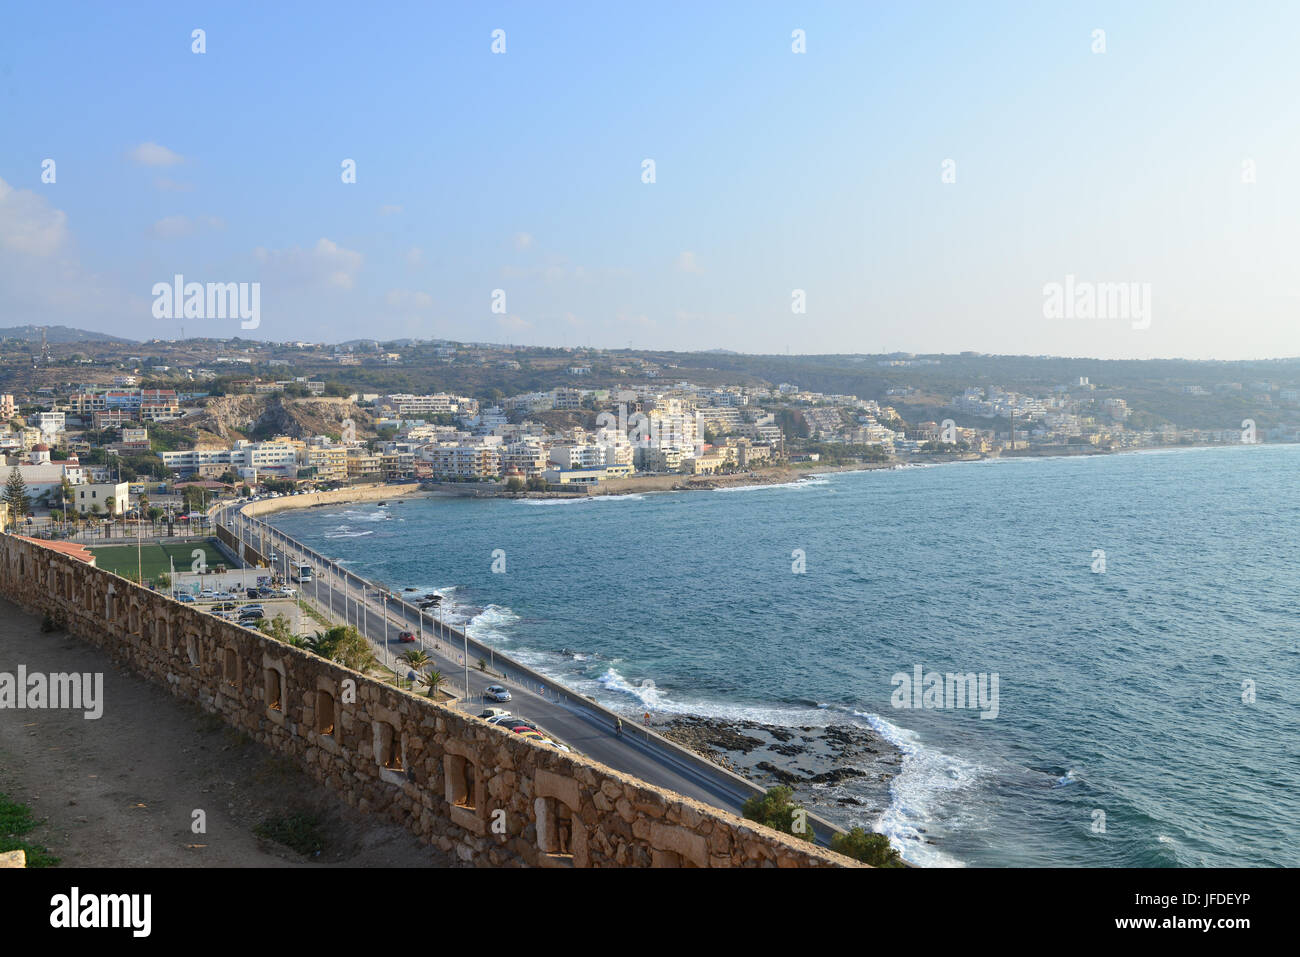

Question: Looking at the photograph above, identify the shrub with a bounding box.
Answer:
[0,792,59,867]
[741,786,814,842]
[254,813,323,857]
[831,827,905,867]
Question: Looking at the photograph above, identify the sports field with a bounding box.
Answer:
[89,540,229,583]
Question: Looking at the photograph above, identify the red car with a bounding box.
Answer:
[396,631,416,643]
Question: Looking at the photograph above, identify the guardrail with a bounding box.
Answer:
[218,501,847,844]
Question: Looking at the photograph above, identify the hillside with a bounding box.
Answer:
[183,395,376,444]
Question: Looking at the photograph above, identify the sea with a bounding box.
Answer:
[268,444,1300,867]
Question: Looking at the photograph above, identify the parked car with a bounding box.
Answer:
[275,586,296,598]
[239,604,264,615]
[478,708,510,720]
[174,593,196,603]
[484,685,511,702]
[396,631,416,643]
[246,588,260,599]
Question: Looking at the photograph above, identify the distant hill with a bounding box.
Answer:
[0,325,135,345]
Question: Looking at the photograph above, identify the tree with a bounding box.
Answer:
[260,614,295,644]
[505,476,524,492]
[3,467,32,522]
[309,625,377,673]
[741,786,815,843]
[418,669,445,698]
[400,649,432,670]
[830,827,905,867]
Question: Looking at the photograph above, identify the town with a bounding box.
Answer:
[2,331,1296,531]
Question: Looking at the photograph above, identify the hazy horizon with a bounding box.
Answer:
[3,2,1298,360]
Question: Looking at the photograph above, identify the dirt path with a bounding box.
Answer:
[0,598,451,867]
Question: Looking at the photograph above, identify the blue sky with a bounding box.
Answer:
[2,1,1298,358]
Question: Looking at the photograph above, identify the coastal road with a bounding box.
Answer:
[217,502,843,845]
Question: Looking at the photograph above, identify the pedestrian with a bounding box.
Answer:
[644,711,650,727]
[615,717,623,738]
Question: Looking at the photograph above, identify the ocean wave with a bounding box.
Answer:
[325,528,375,539]
[858,712,982,868]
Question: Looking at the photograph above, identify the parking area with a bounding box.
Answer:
[181,596,306,633]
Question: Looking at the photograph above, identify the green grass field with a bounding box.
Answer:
[89,540,229,583]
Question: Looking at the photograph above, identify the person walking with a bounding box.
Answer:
[615,717,623,738]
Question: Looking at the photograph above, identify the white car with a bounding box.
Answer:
[484,685,512,703]
[276,586,296,598]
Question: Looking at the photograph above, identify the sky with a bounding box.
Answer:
[1,1,1298,359]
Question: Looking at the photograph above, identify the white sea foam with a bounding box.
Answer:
[713,478,828,493]
[858,712,980,868]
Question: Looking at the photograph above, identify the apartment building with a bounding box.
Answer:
[305,446,349,481]
[501,441,547,477]
[74,481,130,515]
[386,393,458,416]
[421,443,501,479]
[346,447,382,479]
[380,451,415,481]
[159,440,299,478]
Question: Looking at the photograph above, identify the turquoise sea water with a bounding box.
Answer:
[270,444,1300,867]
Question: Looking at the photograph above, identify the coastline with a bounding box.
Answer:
[240,441,1286,520]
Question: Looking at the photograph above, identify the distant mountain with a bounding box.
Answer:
[0,325,136,345]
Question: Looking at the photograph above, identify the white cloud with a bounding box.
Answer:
[151,215,194,238]
[253,237,363,289]
[513,232,534,250]
[130,142,184,167]
[0,177,69,256]
[676,251,704,274]
[405,246,423,267]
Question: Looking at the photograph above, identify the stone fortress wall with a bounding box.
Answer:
[0,535,855,868]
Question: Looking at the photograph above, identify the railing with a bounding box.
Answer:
[217,499,848,845]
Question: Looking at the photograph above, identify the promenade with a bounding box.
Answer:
[215,499,845,847]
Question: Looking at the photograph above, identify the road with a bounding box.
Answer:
[216,500,843,845]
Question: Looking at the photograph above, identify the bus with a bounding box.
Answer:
[291,563,313,583]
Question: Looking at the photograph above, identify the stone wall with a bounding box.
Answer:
[0,535,855,868]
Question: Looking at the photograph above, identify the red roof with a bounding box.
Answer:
[16,537,96,565]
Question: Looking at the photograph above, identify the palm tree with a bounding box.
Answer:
[400,649,432,670]
[418,669,444,699]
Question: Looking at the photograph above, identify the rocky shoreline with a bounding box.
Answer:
[656,715,901,829]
